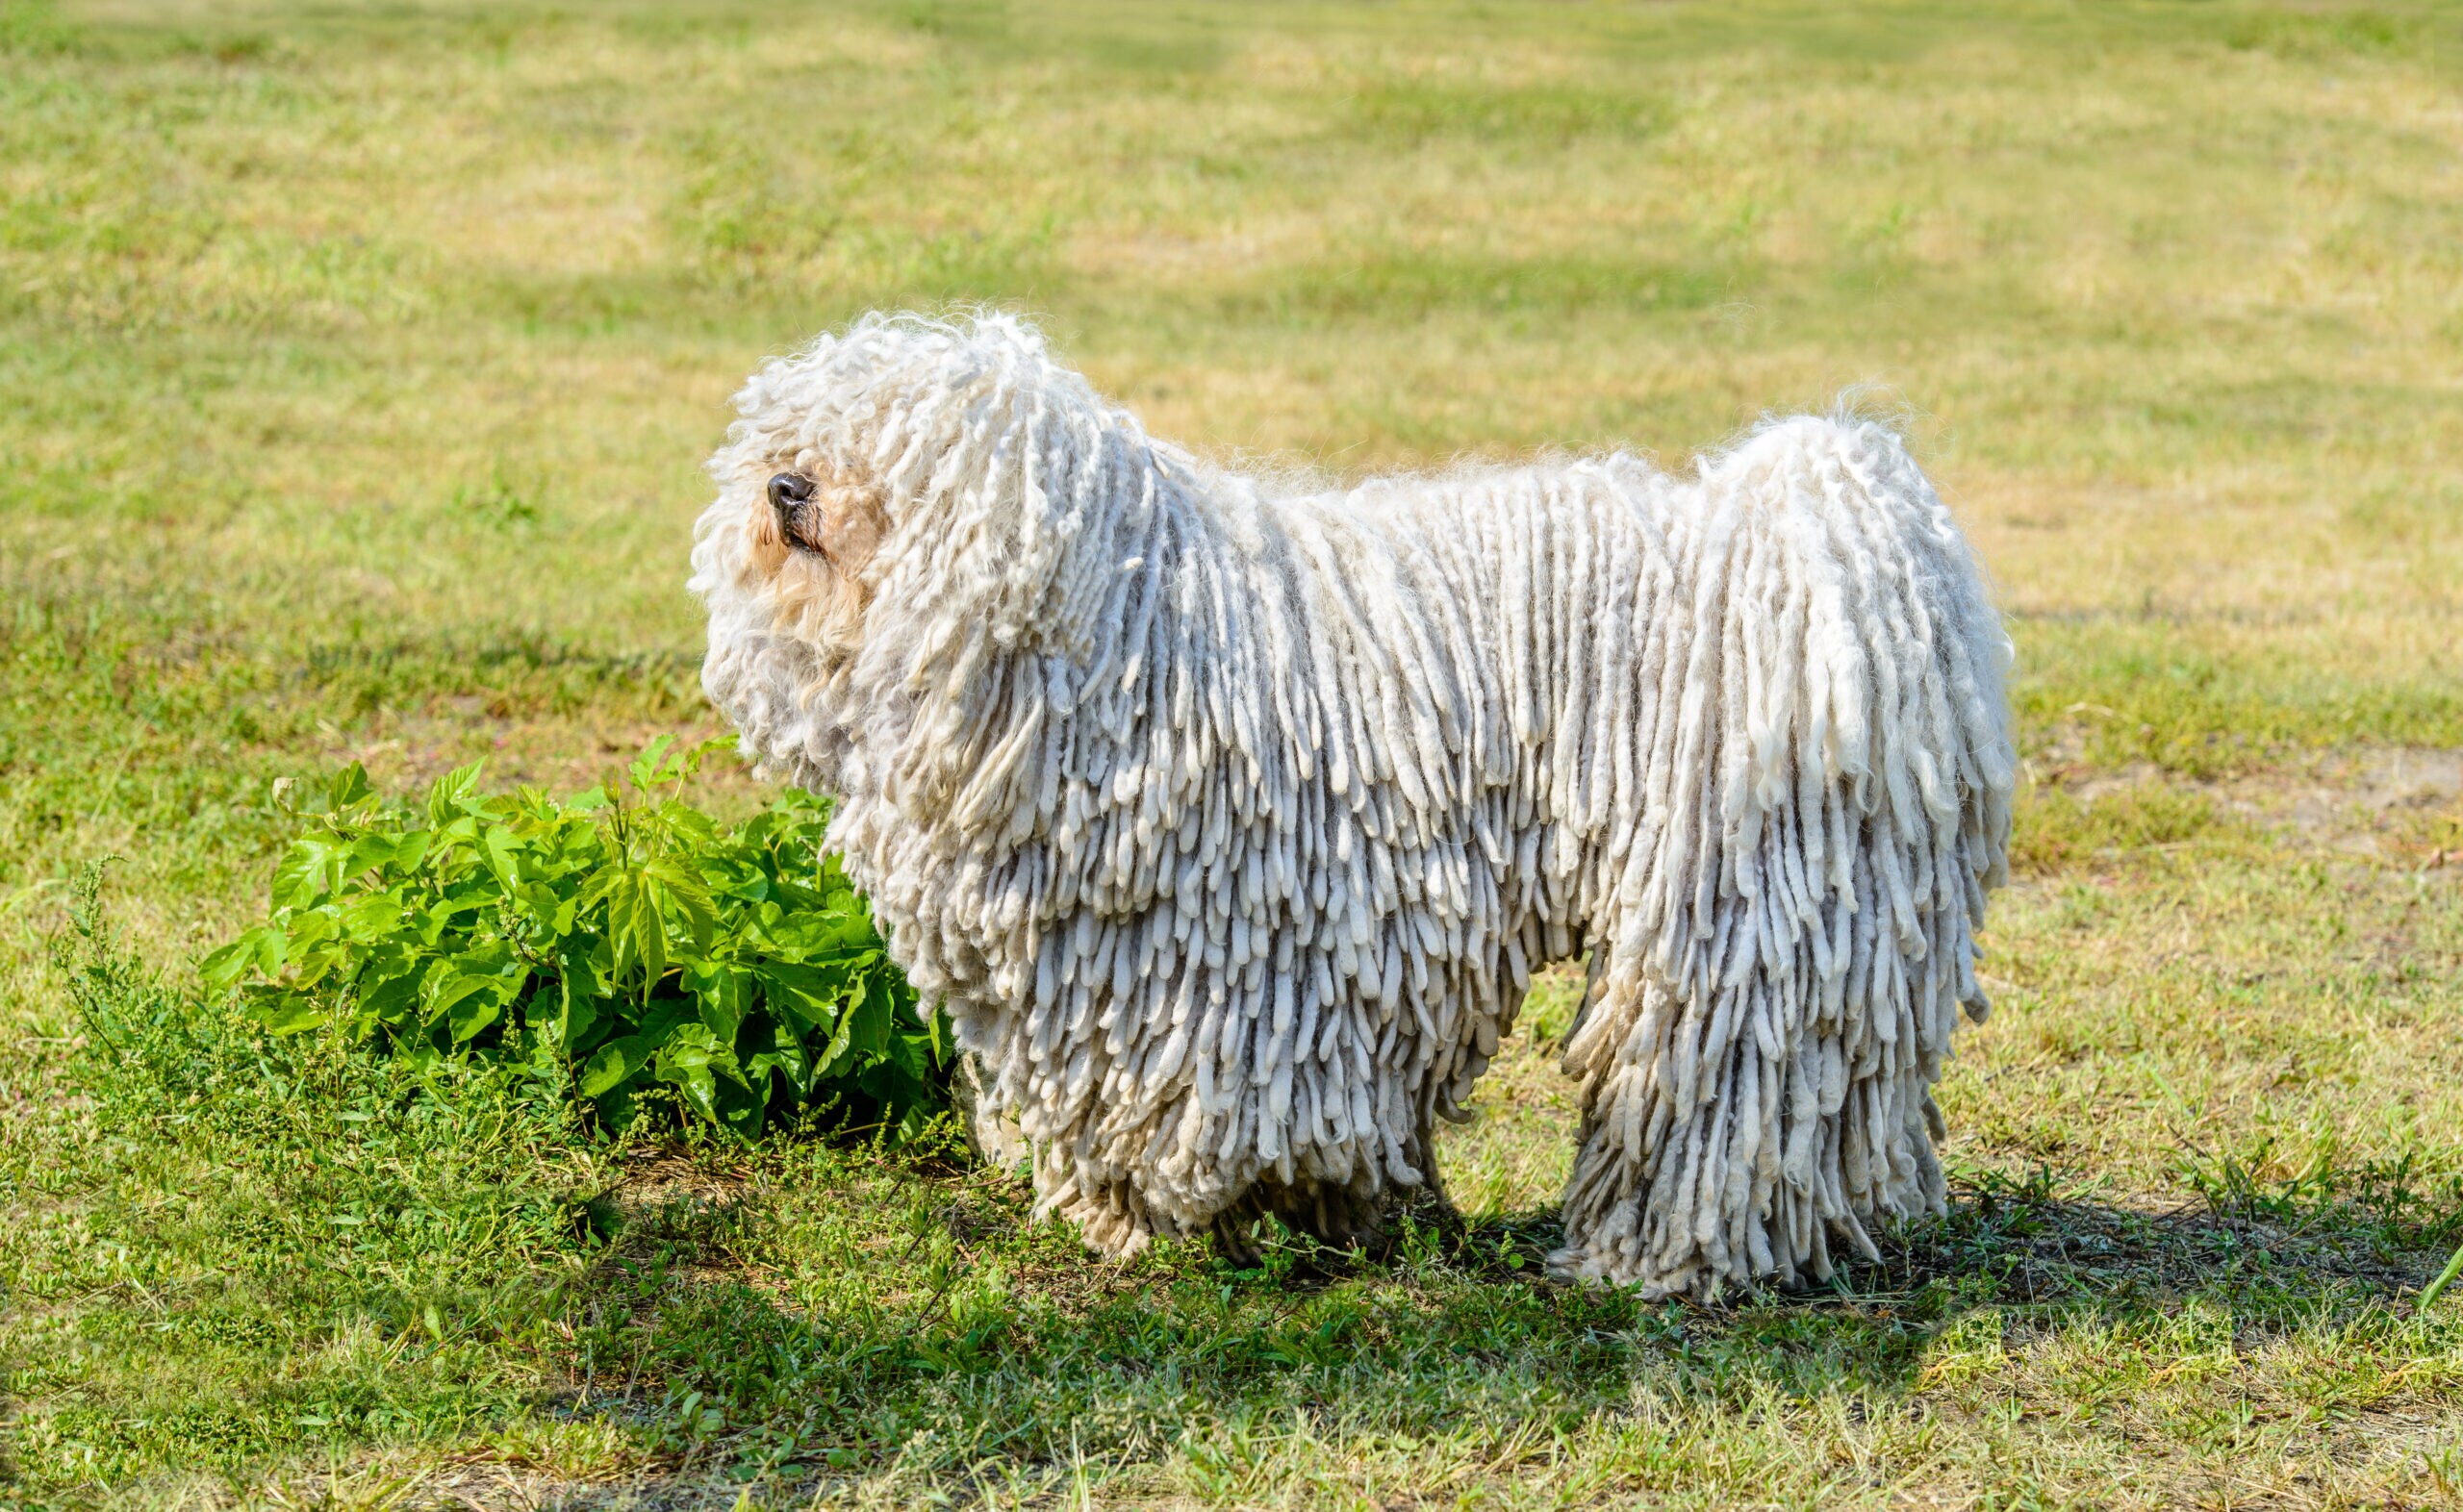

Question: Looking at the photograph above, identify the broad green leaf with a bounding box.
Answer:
[755,958,865,1033]
[882,1018,938,1081]
[710,1071,768,1143]
[654,1022,740,1125]
[718,869,773,904]
[627,733,679,792]
[343,832,401,883]
[336,890,407,942]
[579,1032,657,1097]
[611,875,665,995]
[644,857,718,952]
[286,909,338,954]
[200,925,285,991]
[656,1021,721,1070]
[555,977,604,1054]
[813,976,864,1079]
[448,938,518,978]
[515,881,578,939]
[447,986,510,1045]
[247,995,332,1037]
[325,761,375,813]
[426,760,485,827]
[424,971,513,1041]
[387,829,433,873]
[354,957,429,1031]
[846,970,896,1059]
[684,960,751,1046]
[574,859,622,912]
[288,943,352,992]
[480,823,523,889]
[416,895,485,946]
[762,905,881,958]
[271,835,347,909]
[657,802,721,849]
[753,1013,815,1096]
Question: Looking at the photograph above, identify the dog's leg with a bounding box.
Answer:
[1408,1096,1456,1221]
[1550,416,2010,1301]
[951,1051,1025,1168]
[1552,965,1692,1294]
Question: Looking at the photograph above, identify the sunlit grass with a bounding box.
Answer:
[5,0,2462,1504]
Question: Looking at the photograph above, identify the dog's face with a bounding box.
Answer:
[692,314,1081,778]
[698,441,892,667]
[689,344,912,781]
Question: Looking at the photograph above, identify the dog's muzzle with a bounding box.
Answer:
[769,472,817,549]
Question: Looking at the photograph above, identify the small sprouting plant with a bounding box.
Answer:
[200,737,950,1142]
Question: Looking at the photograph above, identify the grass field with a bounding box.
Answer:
[6,0,2463,1505]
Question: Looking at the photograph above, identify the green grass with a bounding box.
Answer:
[5,0,2462,1504]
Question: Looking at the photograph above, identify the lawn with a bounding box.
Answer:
[5,0,2463,1505]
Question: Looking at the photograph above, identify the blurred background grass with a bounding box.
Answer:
[5,2,2462,1504]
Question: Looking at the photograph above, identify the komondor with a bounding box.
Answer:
[691,313,2015,1299]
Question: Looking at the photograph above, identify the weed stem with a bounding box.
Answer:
[2421,1238,2463,1312]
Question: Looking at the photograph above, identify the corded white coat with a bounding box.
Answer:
[692,314,2015,1298]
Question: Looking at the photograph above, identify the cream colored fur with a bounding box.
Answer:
[690,313,2015,1298]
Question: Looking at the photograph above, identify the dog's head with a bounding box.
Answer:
[692,340,904,676]
[690,312,1107,783]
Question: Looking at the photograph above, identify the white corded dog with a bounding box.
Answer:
[691,313,2014,1298]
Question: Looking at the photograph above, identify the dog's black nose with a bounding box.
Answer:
[768,472,815,516]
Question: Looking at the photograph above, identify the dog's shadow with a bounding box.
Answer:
[1420,1171,2444,1304]
[559,1158,2455,1494]
[1375,1169,2456,1398]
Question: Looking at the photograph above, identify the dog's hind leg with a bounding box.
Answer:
[1548,416,2012,1300]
